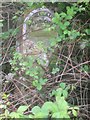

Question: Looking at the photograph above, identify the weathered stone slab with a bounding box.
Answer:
[17,8,57,66]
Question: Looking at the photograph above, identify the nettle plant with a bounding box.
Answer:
[0,83,79,119]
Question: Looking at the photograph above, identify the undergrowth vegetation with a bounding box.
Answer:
[0,1,90,120]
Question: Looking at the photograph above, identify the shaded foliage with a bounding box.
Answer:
[0,2,90,120]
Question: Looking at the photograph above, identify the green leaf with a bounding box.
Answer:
[52,111,70,118]
[55,12,60,19]
[50,40,57,47]
[85,29,90,35]
[60,12,66,18]
[72,109,78,117]
[29,114,34,118]
[37,84,42,90]
[64,30,69,35]
[56,37,62,42]
[66,15,72,20]
[64,21,70,27]
[5,109,9,117]
[60,83,66,89]
[9,112,20,118]
[59,22,66,30]
[31,106,41,114]
[65,85,70,91]
[63,90,68,98]
[12,15,18,20]
[56,88,62,97]
[27,2,33,7]
[25,70,30,75]
[51,90,56,96]
[12,28,19,36]
[56,97,69,111]
[52,12,60,24]
[39,78,47,85]
[69,30,80,39]
[73,106,79,110]
[41,102,58,113]
[26,20,32,25]
[32,80,38,86]
[34,112,48,118]
[33,80,42,90]
[84,65,89,72]
[66,6,74,16]
[17,105,28,114]
[52,67,59,74]
[33,75,39,79]
[52,112,61,118]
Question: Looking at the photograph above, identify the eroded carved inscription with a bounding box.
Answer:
[18,8,57,66]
